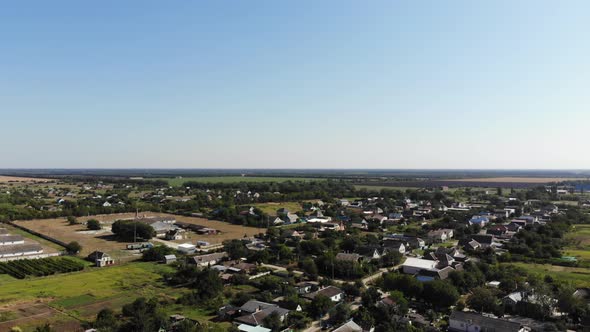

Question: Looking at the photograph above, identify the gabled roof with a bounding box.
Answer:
[449,311,521,332]
[88,251,110,260]
[192,252,227,264]
[336,253,363,262]
[332,320,363,332]
[303,286,343,300]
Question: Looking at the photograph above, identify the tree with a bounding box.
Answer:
[308,295,333,318]
[224,239,248,260]
[67,216,78,225]
[120,297,168,332]
[142,245,175,262]
[353,307,375,331]
[95,308,118,331]
[111,220,155,241]
[65,241,82,254]
[329,303,351,325]
[467,287,498,313]
[301,257,318,279]
[262,311,282,332]
[422,281,459,308]
[34,324,53,332]
[87,219,101,230]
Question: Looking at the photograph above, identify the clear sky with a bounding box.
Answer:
[1,1,589,169]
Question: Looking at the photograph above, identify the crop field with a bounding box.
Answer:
[0,176,53,183]
[0,262,177,332]
[507,262,590,287]
[447,177,587,183]
[155,176,325,186]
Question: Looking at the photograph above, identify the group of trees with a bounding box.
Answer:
[111,220,155,241]
[380,273,460,309]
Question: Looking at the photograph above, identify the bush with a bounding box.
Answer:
[65,241,82,254]
[86,219,101,230]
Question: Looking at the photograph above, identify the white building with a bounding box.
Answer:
[401,257,437,275]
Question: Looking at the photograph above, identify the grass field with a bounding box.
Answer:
[447,177,588,183]
[251,202,304,216]
[565,224,590,250]
[507,262,590,287]
[155,176,325,186]
[0,262,178,331]
[563,224,590,265]
[0,176,53,183]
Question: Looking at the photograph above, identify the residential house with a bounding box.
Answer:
[191,252,228,267]
[486,225,508,237]
[468,216,489,227]
[233,300,290,328]
[336,252,364,264]
[356,246,390,260]
[350,219,369,231]
[449,311,524,332]
[87,251,114,267]
[302,286,344,302]
[333,320,374,332]
[426,229,453,243]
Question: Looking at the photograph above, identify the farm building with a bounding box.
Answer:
[0,235,25,246]
[87,251,115,267]
[190,252,228,267]
[164,254,177,264]
[0,244,44,260]
[177,243,196,254]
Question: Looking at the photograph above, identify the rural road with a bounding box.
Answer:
[151,238,179,249]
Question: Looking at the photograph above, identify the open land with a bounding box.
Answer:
[13,212,262,257]
[155,176,325,186]
[446,177,588,183]
[508,262,590,288]
[0,176,53,183]
[0,263,181,332]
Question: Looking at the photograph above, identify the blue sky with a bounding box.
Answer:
[1,1,589,169]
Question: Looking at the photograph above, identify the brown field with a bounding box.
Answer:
[0,176,53,183]
[149,213,264,244]
[13,213,262,257]
[446,177,587,184]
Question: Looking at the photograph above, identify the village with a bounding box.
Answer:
[0,175,589,332]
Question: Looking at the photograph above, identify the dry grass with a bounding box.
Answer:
[13,212,263,257]
[446,177,587,183]
[0,176,53,183]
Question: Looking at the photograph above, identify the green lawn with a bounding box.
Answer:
[251,202,303,216]
[156,176,325,186]
[0,262,175,306]
[508,262,590,287]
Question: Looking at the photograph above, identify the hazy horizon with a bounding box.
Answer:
[2,1,589,169]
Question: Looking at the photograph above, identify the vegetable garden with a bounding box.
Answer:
[0,257,85,279]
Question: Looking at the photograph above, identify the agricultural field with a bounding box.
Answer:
[563,224,590,265]
[447,177,587,183]
[507,262,590,288]
[165,213,264,244]
[155,176,325,186]
[0,176,53,183]
[0,257,85,279]
[0,262,179,332]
